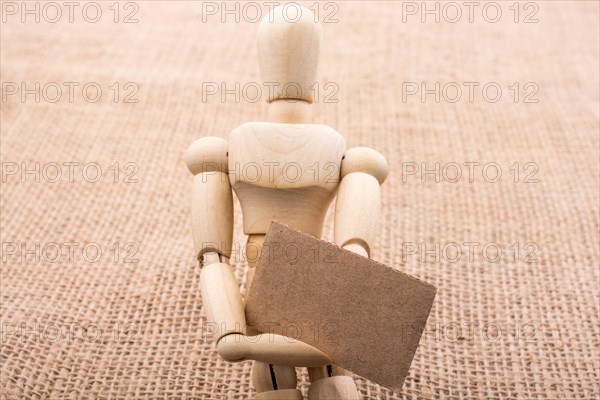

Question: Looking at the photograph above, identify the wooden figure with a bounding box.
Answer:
[185,5,388,399]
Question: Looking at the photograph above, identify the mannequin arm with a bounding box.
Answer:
[334,147,388,257]
[186,137,243,342]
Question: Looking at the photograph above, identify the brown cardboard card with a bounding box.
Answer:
[245,221,437,393]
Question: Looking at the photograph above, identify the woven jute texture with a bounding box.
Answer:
[1,1,599,399]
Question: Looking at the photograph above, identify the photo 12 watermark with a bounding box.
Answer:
[1,321,140,344]
[201,81,339,104]
[200,1,339,24]
[195,161,342,185]
[2,241,140,264]
[1,162,140,184]
[401,162,540,184]
[1,82,140,104]
[205,321,340,346]
[400,1,540,24]
[400,241,541,264]
[1,1,140,24]
[419,320,541,344]
[401,82,540,104]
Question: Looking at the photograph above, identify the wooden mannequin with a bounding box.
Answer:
[185,5,388,399]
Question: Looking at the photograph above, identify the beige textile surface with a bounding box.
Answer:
[1,1,599,399]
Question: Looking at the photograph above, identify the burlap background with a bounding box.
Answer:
[1,1,599,399]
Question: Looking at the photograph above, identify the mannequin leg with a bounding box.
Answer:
[307,365,359,400]
[252,361,303,400]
